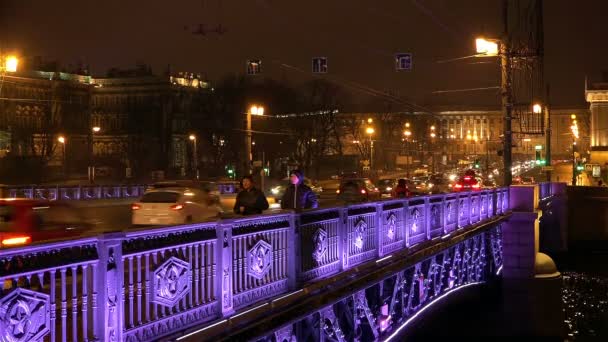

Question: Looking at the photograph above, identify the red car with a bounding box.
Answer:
[0,199,88,248]
[452,171,481,192]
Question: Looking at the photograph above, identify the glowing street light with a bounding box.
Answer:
[57,136,66,144]
[189,134,196,141]
[532,103,542,114]
[250,105,264,116]
[367,118,373,124]
[366,127,375,135]
[92,126,101,133]
[475,38,499,56]
[4,56,18,73]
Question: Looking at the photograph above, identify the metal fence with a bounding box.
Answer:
[0,188,510,341]
[3,185,147,201]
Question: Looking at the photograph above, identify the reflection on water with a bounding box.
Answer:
[562,272,608,340]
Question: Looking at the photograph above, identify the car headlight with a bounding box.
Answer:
[271,187,280,195]
[428,183,434,188]
[386,187,392,191]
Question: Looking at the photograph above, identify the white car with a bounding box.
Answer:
[131,188,222,226]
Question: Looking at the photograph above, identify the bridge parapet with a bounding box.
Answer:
[0,184,147,201]
[0,188,510,342]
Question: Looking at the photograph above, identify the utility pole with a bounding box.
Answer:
[545,84,552,182]
[501,0,513,187]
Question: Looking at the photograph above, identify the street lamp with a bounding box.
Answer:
[367,118,373,124]
[570,114,579,185]
[3,56,18,73]
[475,36,512,186]
[366,126,375,171]
[57,136,66,177]
[189,134,199,179]
[92,126,101,133]
[245,105,265,175]
[89,127,101,183]
[533,103,542,114]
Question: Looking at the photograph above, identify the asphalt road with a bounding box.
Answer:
[75,193,342,234]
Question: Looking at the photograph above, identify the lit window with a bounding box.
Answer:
[395,53,412,71]
[312,57,328,73]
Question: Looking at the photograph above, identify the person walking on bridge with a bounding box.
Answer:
[234,175,269,215]
[281,169,318,210]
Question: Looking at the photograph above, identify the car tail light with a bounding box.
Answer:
[454,184,463,189]
[361,189,367,194]
[131,203,141,210]
[2,236,31,247]
[374,188,378,191]
[464,176,471,181]
[472,183,481,189]
[170,204,184,211]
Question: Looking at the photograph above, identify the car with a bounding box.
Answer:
[0,199,89,248]
[131,188,222,226]
[514,176,535,185]
[270,178,323,202]
[452,170,481,192]
[377,179,397,196]
[147,180,221,203]
[336,178,381,202]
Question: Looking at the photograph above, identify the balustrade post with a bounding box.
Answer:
[424,197,431,241]
[95,232,126,342]
[216,223,235,317]
[503,185,563,337]
[286,213,297,290]
[375,203,384,257]
[338,207,348,271]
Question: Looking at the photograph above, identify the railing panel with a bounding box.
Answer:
[470,192,481,224]
[458,193,471,228]
[298,209,342,283]
[406,199,426,246]
[345,204,378,269]
[444,195,458,233]
[229,215,292,310]
[379,201,406,256]
[480,191,489,220]
[121,222,219,341]
[428,195,444,239]
[0,238,100,342]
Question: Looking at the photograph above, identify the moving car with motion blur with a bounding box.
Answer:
[132,188,222,225]
[377,179,397,196]
[336,178,381,202]
[146,180,222,203]
[270,178,323,203]
[0,199,90,248]
[452,170,481,192]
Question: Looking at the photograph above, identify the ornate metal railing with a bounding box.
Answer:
[254,224,504,342]
[3,185,147,201]
[0,188,508,342]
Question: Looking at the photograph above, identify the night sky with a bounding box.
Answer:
[1,0,607,107]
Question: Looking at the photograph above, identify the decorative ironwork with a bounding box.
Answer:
[431,205,441,228]
[0,288,50,342]
[248,240,273,279]
[0,243,98,277]
[312,228,328,262]
[152,257,191,307]
[354,218,368,249]
[386,213,397,240]
[410,208,421,233]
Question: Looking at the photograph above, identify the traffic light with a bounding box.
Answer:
[263,167,269,176]
[474,159,480,168]
[226,166,235,179]
[535,150,541,163]
[576,164,584,171]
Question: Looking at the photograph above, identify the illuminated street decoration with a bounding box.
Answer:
[354,218,367,249]
[152,257,191,307]
[0,288,50,342]
[248,240,273,279]
[386,213,397,240]
[312,228,328,262]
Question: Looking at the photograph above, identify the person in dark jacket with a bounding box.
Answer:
[392,178,410,198]
[281,169,318,210]
[234,176,269,215]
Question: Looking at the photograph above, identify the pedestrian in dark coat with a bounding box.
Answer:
[281,169,318,210]
[234,175,269,215]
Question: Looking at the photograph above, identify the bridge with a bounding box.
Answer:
[0,184,565,341]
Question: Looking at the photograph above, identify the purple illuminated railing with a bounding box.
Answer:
[3,184,147,201]
[0,188,509,342]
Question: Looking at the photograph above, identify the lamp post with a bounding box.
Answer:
[58,136,66,178]
[570,114,579,185]
[189,134,199,179]
[429,125,436,173]
[245,105,264,175]
[89,127,100,183]
[0,55,18,98]
[476,36,513,186]
[366,125,375,172]
[404,122,412,178]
